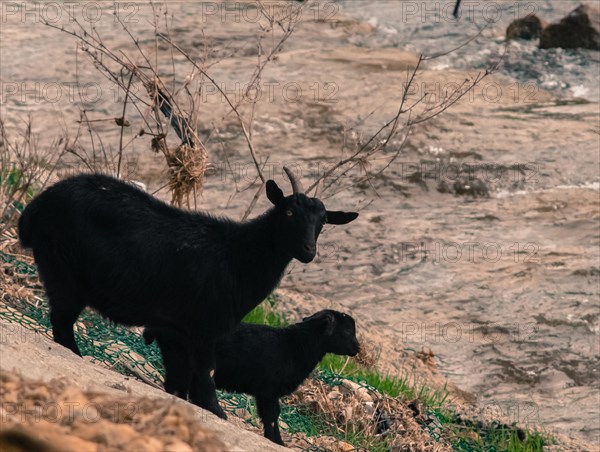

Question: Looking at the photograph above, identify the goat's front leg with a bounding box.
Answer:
[152,330,193,400]
[188,341,227,420]
[256,396,284,445]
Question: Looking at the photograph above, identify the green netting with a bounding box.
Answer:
[0,250,37,275]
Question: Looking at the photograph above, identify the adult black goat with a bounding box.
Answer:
[18,170,358,419]
[145,309,359,445]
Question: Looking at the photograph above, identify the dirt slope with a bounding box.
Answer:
[0,318,286,452]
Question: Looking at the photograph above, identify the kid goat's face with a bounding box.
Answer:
[303,310,361,356]
[266,179,358,263]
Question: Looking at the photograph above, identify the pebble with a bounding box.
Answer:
[339,440,355,451]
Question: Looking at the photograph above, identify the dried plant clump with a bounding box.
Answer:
[165,143,208,208]
[354,332,380,369]
[141,78,208,207]
[288,377,452,451]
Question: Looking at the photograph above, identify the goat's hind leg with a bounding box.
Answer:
[37,252,83,356]
[256,396,284,445]
[48,295,83,356]
[188,341,227,420]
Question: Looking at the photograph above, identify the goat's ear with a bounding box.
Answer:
[326,211,359,225]
[302,312,318,322]
[304,311,336,335]
[266,180,285,205]
[322,312,336,335]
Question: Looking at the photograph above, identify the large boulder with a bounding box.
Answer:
[540,4,600,50]
[506,14,547,41]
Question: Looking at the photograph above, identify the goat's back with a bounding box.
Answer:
[18,174,228,329]
[214,323,309,398]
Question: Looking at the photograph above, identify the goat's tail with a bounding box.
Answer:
[142,328,156,345]
[17,202,37,248]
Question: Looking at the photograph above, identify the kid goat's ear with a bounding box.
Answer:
[326,211,359,225]
[303,311,336,335]
[266,180,285,205]
[322,311,336,335]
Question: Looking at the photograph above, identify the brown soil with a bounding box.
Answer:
[0,371,226,452]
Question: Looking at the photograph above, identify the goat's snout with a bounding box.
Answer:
[303,244,316,253]
[296,242,317,263]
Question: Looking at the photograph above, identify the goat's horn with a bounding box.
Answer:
[283,166,304,194]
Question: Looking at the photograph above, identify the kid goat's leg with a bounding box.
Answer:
[256,396,285,445]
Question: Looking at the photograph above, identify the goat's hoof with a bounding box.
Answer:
[211,405,227,420]
[266,437,285,446]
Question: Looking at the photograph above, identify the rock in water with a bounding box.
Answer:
[540,4,600,50]
[506,14,547,41]
[453,178,489,198]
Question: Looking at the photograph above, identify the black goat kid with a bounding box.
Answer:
[18,170,358,419]
[145,310,360,445]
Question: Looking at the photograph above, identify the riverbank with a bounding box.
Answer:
[1,0,598,445]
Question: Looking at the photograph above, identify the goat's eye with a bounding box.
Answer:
[286,209,294,217]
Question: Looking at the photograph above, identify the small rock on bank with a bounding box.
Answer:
[540,4,600,50]
[506,14,547,41]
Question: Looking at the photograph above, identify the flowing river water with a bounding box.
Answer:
[1,0,599,445]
